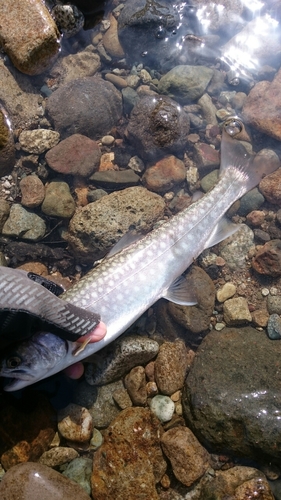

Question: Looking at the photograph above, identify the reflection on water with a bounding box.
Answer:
[1,0,281,498]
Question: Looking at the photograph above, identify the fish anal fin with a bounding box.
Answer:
[163,275,197,306]
[204,216,240,250]
[106,231,144,258]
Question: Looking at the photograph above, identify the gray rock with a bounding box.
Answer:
[41,181,75,218]
[88,380,124,428]
[267,295,281,315]
[267,314,281,340]
[122,86,139,115]
[84,335,159,386]
[126,94,190,161]
[150,395,175,423]
[2,203,46,240]
[158,65,214,103]
[49,49,100,85]
[238,188,265,216]
[219,224,254,270]
[182,327,281,462]
[62,457,92,495]
[89,169,140,188]
[46,76,122,140]
[65,186,165,262]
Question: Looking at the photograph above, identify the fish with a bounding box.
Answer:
[0,117,278,391]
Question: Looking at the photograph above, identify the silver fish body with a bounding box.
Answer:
[0,118,278,390]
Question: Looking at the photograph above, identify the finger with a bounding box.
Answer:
[76,320,107,343]
[64,361,84,379]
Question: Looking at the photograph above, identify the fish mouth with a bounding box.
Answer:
[0,371,35,391]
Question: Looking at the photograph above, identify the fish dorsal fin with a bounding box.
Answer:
[204,216,240,250]
[163,275,197,306]
[106,231,144,258]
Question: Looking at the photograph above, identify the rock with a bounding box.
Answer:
[0,105,15,176]
[0,199,10,230]
[197,93,218,125]
[112,387,133,410]
[182,327,281,461]
[0,393,55,470]
[103,13,124,58]
[46,77,122,140]
[193,143,220,172]
[243,68,281,140]
[51,4,84,38]
[2,203,46,240]
[267,295,281,315]
[62,457,93,495]
[39,447,79,467]
[84,335,159,386]
[154,340,188,395]
[105,73,127,89]
[85,380,124,429]
[142,155,186,193]
[217,282,236,302]
[168,266,215,333]
[161,427,210,487]
[45,134,101,177]
[0,0,60,75]
[191,0,244,33]
[0,60,43,130]
[90,429,103,450]
[19,129,60,154]
[259,167,281,205]
[0,462,91,499]
[49,50,101,85]
[200,466,274,500]
[125,94,190,161]
[267,314,281,340]
[91,407,166,500]
[122,87,139,115]
[201,169,219,192]
[20,175,45,208]
[252,240,281,277]
[124,366,147,406]
[58,404,93,443]
[90,169,140,188]
[219,224,254,270]
[41,181,75,218]
[65,186,165,262]
[238,188,265,216]
[246,210,265,227]
[150,395,175,423]
[223,297,252,325]
[158,65,214,103]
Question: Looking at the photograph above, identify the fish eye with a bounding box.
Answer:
[6,356,21,369]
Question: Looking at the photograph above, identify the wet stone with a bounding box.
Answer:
[252,240,281,277]
[91,407,166,500]
[62,457,92,495]
[0,199,10,231]
[125,94,190,162]
[0,106,15,176]
[150,395,175,423]
[65,186,165,262]
[238,188,265,216]
[2,203,46,241]
[223,297,252,325]
[45,134,101,177]
[259,166,281,205]
[86,380,124,429]
[58,404,93,443]
[84,335,159,386]
[19,129,60,154]
[154,340,188,396]
[90,169,140,188]
[102,13,124,58]
[142,155,186,193]
[20,175,45,208]
[219,224,254,270]
[39,447,79,467]
[0,0,60,75]
[158,65,214,103]
[46,77,122,140]
[124,366,147,406]
[267,314,281,340]
[161,427,210,487]
[267,295,281,315]
[216,282,236,302]
[182,327,281,461]
[49,50,101,86]
[0,462,91,500]
[193,143,220,171]
[112,387,133,410]
[41,181,75,218]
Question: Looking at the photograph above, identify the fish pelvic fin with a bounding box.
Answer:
[220,117,280,191]
[163,275,197,306]
[203,216,240,250]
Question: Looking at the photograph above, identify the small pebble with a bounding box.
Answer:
[262,288,270,297]
[216,282,236,302]
[90,428,103,451]
[101,135,115,146]
[58,404,93,443]
[267,314,281,340]
[150,395,175,423]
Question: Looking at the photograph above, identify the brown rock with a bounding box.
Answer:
[58,404,93,444]
[20,175,45,208]
[0,393,56,469]
[45,134,101,177]
[193,142,220,171]
[39,447,79,467]
[154,341,188,396]
[0,106,15,176]
[242,68,281,140]
[252,239,281,277]
[124,366,147,406]
[0,462,91,499]
[103,13,125,58]
[91,407,167,500]
[161,427,210,487]
[0,0,60,75]
[259,167,281,205]
[143,155,186,193]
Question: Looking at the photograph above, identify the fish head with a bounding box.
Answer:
[0,332,68,391]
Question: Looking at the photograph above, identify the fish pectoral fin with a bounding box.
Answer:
[203,216,240,250]
[163,275,197,306]
[106,231,145,258]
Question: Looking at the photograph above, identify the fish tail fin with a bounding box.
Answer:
[220,117,280,191]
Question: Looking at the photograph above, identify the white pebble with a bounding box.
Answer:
[150,395,175,423]
[261,288,270,297]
